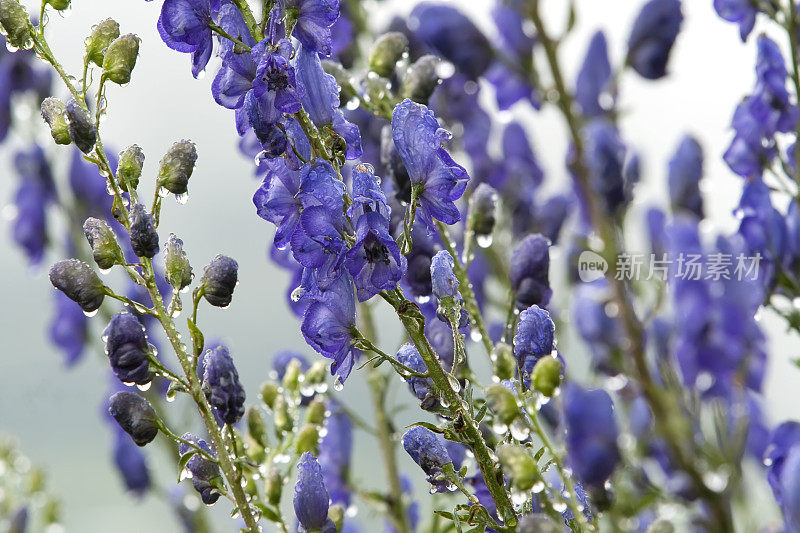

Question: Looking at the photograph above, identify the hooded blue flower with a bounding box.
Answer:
[179,433,222,505]
[576,31,613,117]
[294,452,337,533]
[402,426,454,493]
[0,37,52,141]
[509,234,552,310]
[11,144,53,264]
[564,384,621,488]
[626,0,682,80]
[584,119,627,215]
[410,3,492,80]
[295,45,362,159]
[765,422,800,522]
[713,0,758,42]
[319,402,353,506]
[391,99,469,229]
[158,0,222,77]
[104,313,152,386]
[513,305,555,372]
[737,178,786,287]
[112,427,151,496]
[301,271,357,384]
[284,0,340,57]
[572,279,622,375]
[50,291,88,366]
[202,345,246,424]
[668,135,704,218]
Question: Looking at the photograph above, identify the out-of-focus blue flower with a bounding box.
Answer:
[583,119,627,215]
[112,427,151,496]
[272,350,310,379]
[402,426,454,493]
[509,234,552,310]
[0,37,52,141]
[713,0,758,42]
[513,305,555,373]
[765,421,800,527]
[179,433,222,505]
[626,0,682,80]
[319,402,353,506]
[572,279,622,375]
[403,226,438,298]
[295,45,362,159]
[104,312,152,386]
[49,291,88,366]
[392,99,469,229]
[737,178,786,287]
[384,475,419,533]
[424,313,455,371]
[11,144,53,265]
[564,384,621,488]
[668,135,704,218]
[157,0,222,77]
[294,452,337,533]
[484,3,539,110]
[202,345,246,424]
[576,31,613,117]
[284,0,340,57]
[779,447,800,530]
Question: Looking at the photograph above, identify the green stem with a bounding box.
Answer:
[208,22,252,52]
[230,0,262,41]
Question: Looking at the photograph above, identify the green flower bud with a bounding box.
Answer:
[0,0,31,50]
[401,55,441,105]
[116,144,144,193]
[294,423,320,456]
[40,98,71,145]
[260,382,279,410]
[304,361,327,387]
[102,33,140,85]
[328,504,345,532]
[164,234,193,291]
[264,467,283,505]
[242,476,258,499]
[304,399,326,426]
[273,395,292,434]
[497,444,538,491]
[245,436,266,464]
[493,343,516,381]
[467,183,498,237]
[368,32,408,78]
[282,358,302,392]
[532,356,562,398]
[485,384,519,426]
[157,140,197,196]
[85,19,120,67]
[246,406,268,449]
[46,0,70,11]
[83,217,124,271]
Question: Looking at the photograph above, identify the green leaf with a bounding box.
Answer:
[252,502,282,523]
[406,421,445,434]
[187,318,204,356]
[177,450,197,483]
[474,404,488,423]
[533,446,546,462]
[433,510,454,520]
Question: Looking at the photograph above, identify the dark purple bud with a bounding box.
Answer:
[108,391,159,446]
[64,100,97,154]
[103,312,152,385]
[49,259,106,313]
[179,434,222,505]
[294,452,336,532]
[130,203,159,258]
[626,0,682,80]
[584,119,626,215]
[668,135,704,218]
[202,346,246,425]
[513,305,555,371]
[200,254,238,307]
[467,183,498,237]
[402,426,454,493]
[509,234,552,310]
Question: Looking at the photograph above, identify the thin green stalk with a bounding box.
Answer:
[230,0,262,41]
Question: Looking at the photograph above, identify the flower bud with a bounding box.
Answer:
[403,427,455,493]
[179,434,222,505]
[293,453,335,533]
[129,204,159,259]
[46,0,70,10]
[368,32,408,78]
[485,384,519,426]
[104,312,152,385]
[40,98,71,145]
[49,259,105,313]
[116,145,144,193]
[108,391,159,446]
[246,406,268,448]
[260,382,279,410]
[202,346,246,424]
[295,423,320,456]
[467,183,498,237]
[83,217,124,270]
[164,234,192,291]
[157,140,197,196]
[65,100,96,154]
[517,514,563,533]
[493,343,516,381]
[430,250,459,301]
[401,54,441,105]
[328,504,345,532]
[282,358,302,392]
[200,254,238,307]
[304,399,326,426]
[85,18,120,67]
[103,33,140,85]
[274,395,292,434]
[532,356,562,397]
[304,361,327,387]
[264,467,283,505]
[0,0,31,50]
[497,444,538,491]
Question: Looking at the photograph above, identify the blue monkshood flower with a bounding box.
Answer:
[573,280,622,375]
[779,447,800,530]
[491,2,535,59]
[49,291,88,366]
[272,350,310,379]
[253,39,304,112]
[765,422,800,511]
[391,99,469,229]
[202,345,246,424]
[112,427,151,496]
[485,62,540,111]
[564,384,621,488]
[319,402,353,506]
[513,305,556,373]
[510,234,552,310]
[200,255,239,307]
[104,312,152,386]
[211,6,257,109]
[403,225,438,298]
[108,391,159,446]
[348,163,390,220]
[284,0,340,57]
[713,0,758,41]
[484,4,539,110]
[157,0,222,77]
[295,45,362,159]
[402,426,454,493]
[179,433,222,505]
[11,144,53,264]
[430,250,459,301]
[330,3,353,62]
[668,135,704,218]
[491,122,544,192]
[0,37,52,141]
[534,193,573,244]
[576,31,613,117]
[410,3,492,80]
[396,343,436,408]
[737,178,786,286]
[626,0,682,80]
[444,440,468,470]
[583,119,627,215]
[301,271,357,384]
[69,148,113,217]
[294,452,337,533]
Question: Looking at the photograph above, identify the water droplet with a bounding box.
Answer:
[532,481,545,493]
[179,468,193,481]
[447,374,461,392]
[345,96,360,110]
[300,385,315,397]
[83,309,98,317]
[345,505,358,518]
[314,383,328,394]
[416,295,430,304]
[137,382,152,392]
[274,453,290,464]
[333,378,344,392]
[553,501,568,513]
[492,422,508,435]
[439,396,451,408]
[290,286,306,302]
[476,234,493,248]
[509,419,530,441]
[175,193,189,205]
[511,489,528,506]
[469,328,482,343]
[171,307,182,318]
[158,187,170,198]
[703,469,730,493]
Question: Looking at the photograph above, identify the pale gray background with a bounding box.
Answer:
[1,0,798,531]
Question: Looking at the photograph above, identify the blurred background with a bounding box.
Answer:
[1,0,798,530]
